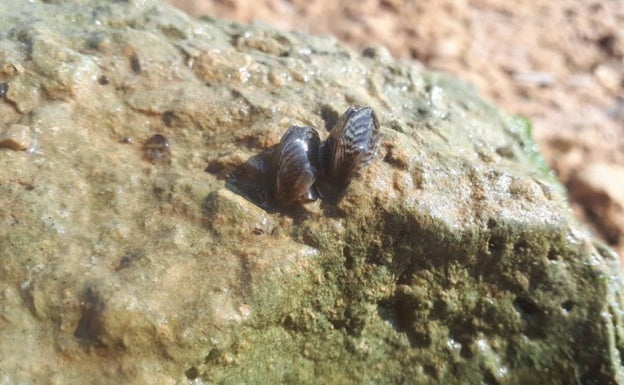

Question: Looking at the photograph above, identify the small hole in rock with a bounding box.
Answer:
[483,367,500,385]
[597,34,616,55]
[162,111,176,127]
[74,287,106,346]
[513,296,539,316]
[459,343,472,359]
[546,247,560,261]
[130,54,141,74]
[343,245,355,269]
[230,89,242,98]
[205,348,221,363]
[423,363,440,379]
[561,300,575,312]
[185,366,200,380]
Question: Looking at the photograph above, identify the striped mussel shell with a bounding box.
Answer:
[319,105,381,190]
[274,125,322,205]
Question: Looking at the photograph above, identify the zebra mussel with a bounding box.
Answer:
[274,105,381,206]
[274,125,321,206]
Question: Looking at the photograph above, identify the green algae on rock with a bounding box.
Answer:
[0,1,623,384]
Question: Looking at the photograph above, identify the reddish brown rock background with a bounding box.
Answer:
[168,0,624,261]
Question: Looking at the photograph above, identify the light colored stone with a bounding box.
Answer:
[594,62,624,94]
[577,162,624,206]
[571,162,624,250]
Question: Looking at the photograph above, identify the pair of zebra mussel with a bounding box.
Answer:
[273,105,381,206]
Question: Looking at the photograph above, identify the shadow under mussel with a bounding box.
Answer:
[205,149,348,214]
[214,149,277,211]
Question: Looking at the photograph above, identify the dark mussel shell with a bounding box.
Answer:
[274,125,322,205]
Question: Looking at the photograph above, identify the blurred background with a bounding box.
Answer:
[168,0,624,261]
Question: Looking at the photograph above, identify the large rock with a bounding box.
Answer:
[0,1,623,384]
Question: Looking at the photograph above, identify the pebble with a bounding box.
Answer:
[0,124,31,151]
[571,162,624,245]
[576,162,624,206]
[594,62,623,93]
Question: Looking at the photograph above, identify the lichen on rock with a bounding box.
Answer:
[0,1,623,384]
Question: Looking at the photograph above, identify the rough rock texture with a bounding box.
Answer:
[170,0,624,261]
[0,1,623,384]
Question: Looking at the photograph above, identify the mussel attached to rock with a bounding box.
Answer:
[211,105,381,210]
[274,125,322,206]
[273,105,381,206]
[318,105,382,194]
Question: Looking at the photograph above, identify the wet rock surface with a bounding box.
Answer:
[0,1,623,384]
